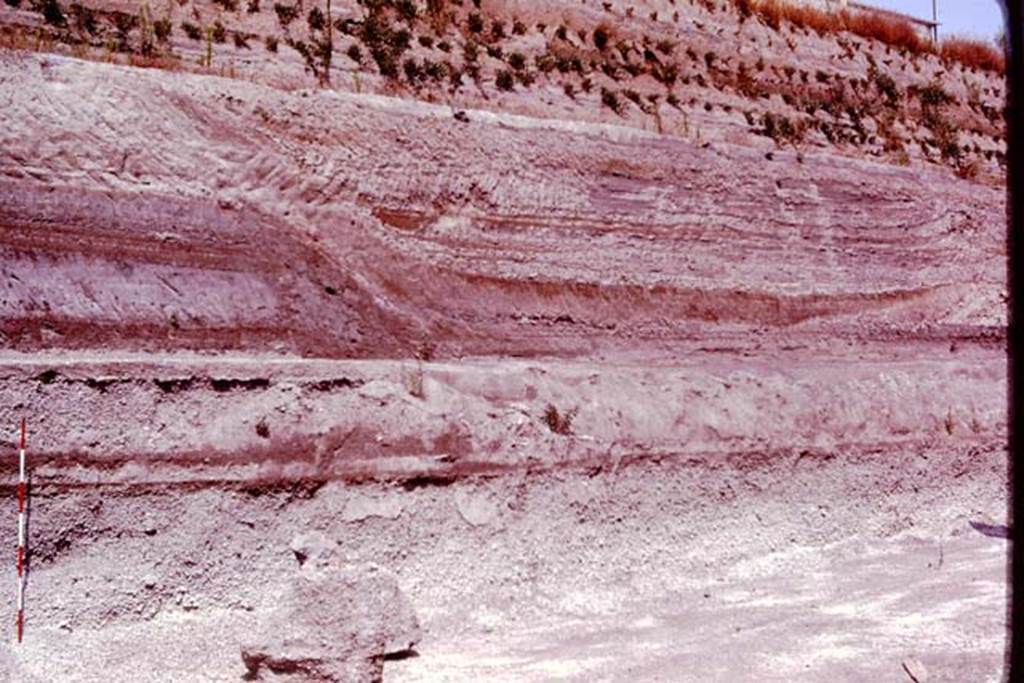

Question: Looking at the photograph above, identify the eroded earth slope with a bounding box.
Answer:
[0,0,1009,679]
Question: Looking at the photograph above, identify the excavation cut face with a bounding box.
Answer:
[241,563,421,682]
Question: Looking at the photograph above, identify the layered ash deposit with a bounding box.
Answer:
[0,0,1009,680]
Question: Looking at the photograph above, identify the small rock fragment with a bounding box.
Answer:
[341,493,405,523]
[969,519,1012,539]
[289,531,335,568]
[453,488,499,527]
[241,563,420,681]
[902,657,928,682]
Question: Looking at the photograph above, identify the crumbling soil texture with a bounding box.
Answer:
[0,0,1009,679]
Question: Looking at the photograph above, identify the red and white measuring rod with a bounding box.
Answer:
[16,418,26,643]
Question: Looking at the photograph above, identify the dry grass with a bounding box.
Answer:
[126,52,182,70]
[955,158,982,181]
[940,35,1005,74]
[842,8,929,53]
[750,0,926,52]
[733,0,1004,74]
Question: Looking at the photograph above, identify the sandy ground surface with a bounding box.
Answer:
[391,531,1007,682]
[2,526,1007,681]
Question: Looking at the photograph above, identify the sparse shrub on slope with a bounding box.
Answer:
[153,17,171,42]
[462,39,479,79]
[868,65,900,108]
[403,57,422,84]
[357,9,412,81]
[394,0,416,23]
[274,2,299,27]
[422,59,445,82]
[490,19,505,41]
[623,88,648,112]
[651,61,678,87]
[111,11,137,52]
[915,81,952,109]
[761,111,805,145]
[508,52,526,71]
[70,3,97,34]
[601,87,622,115]
[136,2,156,56]
[36,0,66,27]
[4,0,1003,183]
[181,21,201,41]
[911,81,962,163]
[728,0,1004,74]
[495,69,514,91]
[307,7,325,32]
[956,159,981,180]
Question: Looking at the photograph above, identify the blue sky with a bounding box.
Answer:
[864,0,1005,42]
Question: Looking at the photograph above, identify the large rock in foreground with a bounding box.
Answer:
[241,563,421,682]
